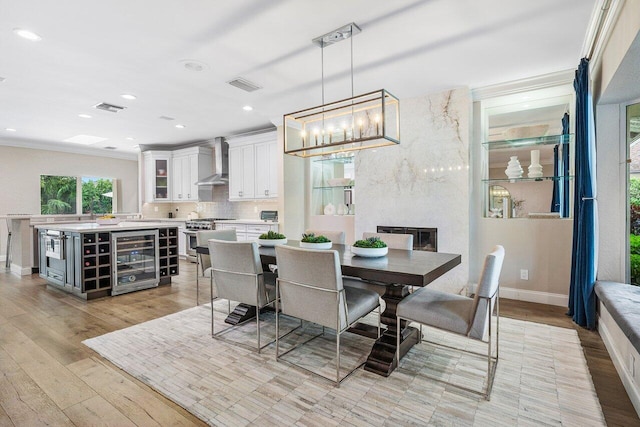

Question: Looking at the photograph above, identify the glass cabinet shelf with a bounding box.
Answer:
[483,133,573,150]
[313,185,354,190]
[483,175,574,184]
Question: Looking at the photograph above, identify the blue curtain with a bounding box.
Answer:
[568,58,598,329]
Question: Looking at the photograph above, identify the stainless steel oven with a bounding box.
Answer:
[184,218,235,262]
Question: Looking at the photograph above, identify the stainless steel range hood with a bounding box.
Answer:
[196,137,228,186]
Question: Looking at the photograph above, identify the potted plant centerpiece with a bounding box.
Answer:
[351,237,388,257]
[299,233,332,249]
[257,230,287,246]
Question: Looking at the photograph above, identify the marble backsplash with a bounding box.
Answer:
[355,88,471,294]
[141,185,277,220]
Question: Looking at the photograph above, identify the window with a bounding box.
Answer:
[40,175,77,214]
[40,175,114,215]
[82,177,113,214]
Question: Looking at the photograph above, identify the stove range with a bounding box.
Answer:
[185,218,235,230]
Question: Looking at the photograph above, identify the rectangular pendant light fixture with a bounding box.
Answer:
[284,89,400,158]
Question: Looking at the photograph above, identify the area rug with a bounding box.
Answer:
[83,301,605,426]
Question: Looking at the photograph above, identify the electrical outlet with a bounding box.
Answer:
[154,206,158,212]
[254,206,258,213]
[520,269,529,280]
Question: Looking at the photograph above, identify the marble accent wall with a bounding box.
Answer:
[355,88,471,293]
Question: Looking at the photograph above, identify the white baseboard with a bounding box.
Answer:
[10,264,32,276]
[468,283,568,307]
[598,304,640,417]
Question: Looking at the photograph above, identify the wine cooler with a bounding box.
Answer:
[112,230,159,295]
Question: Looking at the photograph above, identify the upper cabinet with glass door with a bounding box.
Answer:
[481,86,575,219]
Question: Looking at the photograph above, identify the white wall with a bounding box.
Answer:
[355,88,471,294]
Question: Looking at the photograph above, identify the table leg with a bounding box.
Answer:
[364,284,419,376]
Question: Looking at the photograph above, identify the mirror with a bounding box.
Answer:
[488,185,510,217]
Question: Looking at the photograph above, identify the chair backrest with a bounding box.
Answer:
[305,229,346,244]
[275,245,348,331]
[208,239,270,307]
[362,232,413,250]
[468,245,505,339]
[197,229,237,271]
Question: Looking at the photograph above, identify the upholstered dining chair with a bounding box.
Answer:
[196,229,236,306]
[395,245,505,399]
[208,239,276,353]
[274,245,381,385]
[305,229,346,245]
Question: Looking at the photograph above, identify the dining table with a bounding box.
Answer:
[197,240,461,377]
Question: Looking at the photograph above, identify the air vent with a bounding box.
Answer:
[159,115,175,121]
[227,77,262,92]
[94,102,125,113]
[104,146,117,150]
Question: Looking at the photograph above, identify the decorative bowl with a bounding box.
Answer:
[299,241,332,250]
[96,218,120,225]
[351,246,388,258]
[257,238,287,247]
[327,178,352,187]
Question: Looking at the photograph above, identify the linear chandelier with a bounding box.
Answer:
[283,23,400,158]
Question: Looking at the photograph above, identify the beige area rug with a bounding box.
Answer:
[83,301,605,426]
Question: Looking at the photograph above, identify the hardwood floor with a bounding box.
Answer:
[0,262,638,426]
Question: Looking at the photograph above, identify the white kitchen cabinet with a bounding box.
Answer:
[216,221,279,241]
[143,151,172,203]
[254,139,278,199]
[227,131,278,201]
[171,147,212,202]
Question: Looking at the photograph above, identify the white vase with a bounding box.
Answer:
[528,149,543,178]
[505,156,523,180]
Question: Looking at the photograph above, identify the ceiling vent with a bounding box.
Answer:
[93,102,125,113]
[104,146,117,150]
[159,115,175,121]
[227,77,262,92]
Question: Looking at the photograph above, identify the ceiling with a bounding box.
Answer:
[0,0,596,158]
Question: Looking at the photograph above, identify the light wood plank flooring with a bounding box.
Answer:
[0,261,638,426]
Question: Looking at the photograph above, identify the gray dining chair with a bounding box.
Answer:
[196,229,236,306]
[208,239,276,353]
[395,245,505,399]
[274,245,381,386]
[305,229,346,245]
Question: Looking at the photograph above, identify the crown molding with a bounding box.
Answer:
[471,70,575,101]
[0,137,138,160]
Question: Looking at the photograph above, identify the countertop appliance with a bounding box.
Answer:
[259,210,278,222]
[184,217,235,262]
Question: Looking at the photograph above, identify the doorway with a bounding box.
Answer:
[627,101,640,285]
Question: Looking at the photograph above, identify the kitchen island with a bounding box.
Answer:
[35,222,179,299]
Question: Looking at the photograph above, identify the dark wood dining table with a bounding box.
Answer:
[197,240,461,376]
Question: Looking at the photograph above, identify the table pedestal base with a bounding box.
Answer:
[224,303,256,325]
[363,283,419,376]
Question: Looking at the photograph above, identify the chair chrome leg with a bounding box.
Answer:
[210,276,215,337]
[336,332,341,386]
[256,305,261,354]
[377,305,381,338]
[396,315,401,367]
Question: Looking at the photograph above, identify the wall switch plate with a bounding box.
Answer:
[520,269,529,280]
[154,206,158,212]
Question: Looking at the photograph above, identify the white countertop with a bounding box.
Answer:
[214,219,279,225]
[34,221,177,232]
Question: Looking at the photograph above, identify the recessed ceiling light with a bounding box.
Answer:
[126,137,135,141]
[132,144,140,149]
[175,124,186,129]
[243,105,253,111]
[5,128,17,132]
[13,28,42,41]
[78,114,92,119]
[0,77,6,83]
[121,94,137,100]
[180,59,209,72]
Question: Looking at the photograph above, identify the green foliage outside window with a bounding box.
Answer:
[82,177,113,214]
[40,175,77,214]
